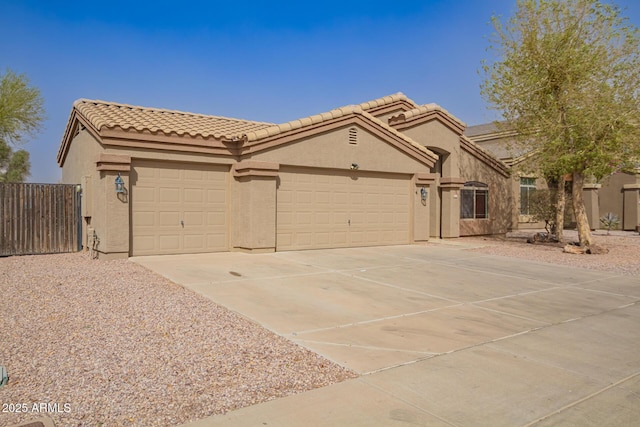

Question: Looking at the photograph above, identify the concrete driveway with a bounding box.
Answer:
[132,243,640,426]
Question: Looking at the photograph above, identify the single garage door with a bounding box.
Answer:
[277,167,410,250]
[131,161,229,256]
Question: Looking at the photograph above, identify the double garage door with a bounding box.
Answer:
[130,161,229,256]
[277,167,410,251]
[130,163,410,255]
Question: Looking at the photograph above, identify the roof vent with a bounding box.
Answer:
[348,127,358,145]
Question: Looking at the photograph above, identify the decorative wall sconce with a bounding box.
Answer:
[350,163,359,170]
[115,173,125,194]
[420,187,428,201]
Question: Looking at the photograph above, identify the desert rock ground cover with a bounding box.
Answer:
[0,253,356,427]
[460,229,640,275]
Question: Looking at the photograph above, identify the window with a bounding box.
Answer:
[461,181,488,219]
[520,177,536,215]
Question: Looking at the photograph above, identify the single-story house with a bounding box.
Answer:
[58,93,511,259]
[465,122,640,232]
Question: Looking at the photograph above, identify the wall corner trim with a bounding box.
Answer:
[414,172,437,185]
[583,184,602,190]
[232,161,280,178]
[439,177,466,189]
[96,153,131,172]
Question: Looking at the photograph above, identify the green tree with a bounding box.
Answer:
[0,69,45,182]
[482,0,640,248]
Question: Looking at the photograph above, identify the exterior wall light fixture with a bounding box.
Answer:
[350,163,359,170]
[421,187,428,201]
[115,173,125,194]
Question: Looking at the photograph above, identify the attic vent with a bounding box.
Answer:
[348,127,358,145]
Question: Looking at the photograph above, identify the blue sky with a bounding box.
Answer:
[2,1,639,183]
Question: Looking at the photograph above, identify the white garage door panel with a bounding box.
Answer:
[277,168,410,251]
[131,162,229,256]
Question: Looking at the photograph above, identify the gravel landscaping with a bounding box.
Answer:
[459,229,640,275]
[0,253,356,427]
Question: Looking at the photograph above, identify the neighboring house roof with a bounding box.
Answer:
[469,139,514,161]
[72,99,274,139]
[464,121,531,164]
[466,122,640,172]
[459,135,511,177]
[464,122,501,138]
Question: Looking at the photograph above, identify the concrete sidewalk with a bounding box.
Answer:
[133,243,640,426]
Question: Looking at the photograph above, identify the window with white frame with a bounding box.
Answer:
[460,181,488,219]
[520,177,536,215]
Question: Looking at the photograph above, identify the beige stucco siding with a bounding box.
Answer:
[250,125,431,173]
[104,144,236,167]
[401,120,460,237]
[60,129,104,251]
[397,121,461,177]
[600,173,637,224]
[231,175,278,252]
[459,150,511,236]
[61,129,102,185]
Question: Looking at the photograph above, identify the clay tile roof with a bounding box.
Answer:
[244,105,363,142]
[390,103,466,132]
[73,99,274,140]
[358,92,417,111]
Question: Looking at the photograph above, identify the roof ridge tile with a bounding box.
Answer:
[358,92,416,111]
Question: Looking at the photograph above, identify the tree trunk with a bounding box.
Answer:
[554,175,566,242]
[572,172,593,247]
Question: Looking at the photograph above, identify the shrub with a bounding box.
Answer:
[599,212,620,235]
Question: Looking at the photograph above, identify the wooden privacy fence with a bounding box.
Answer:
[0,183,81,256]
